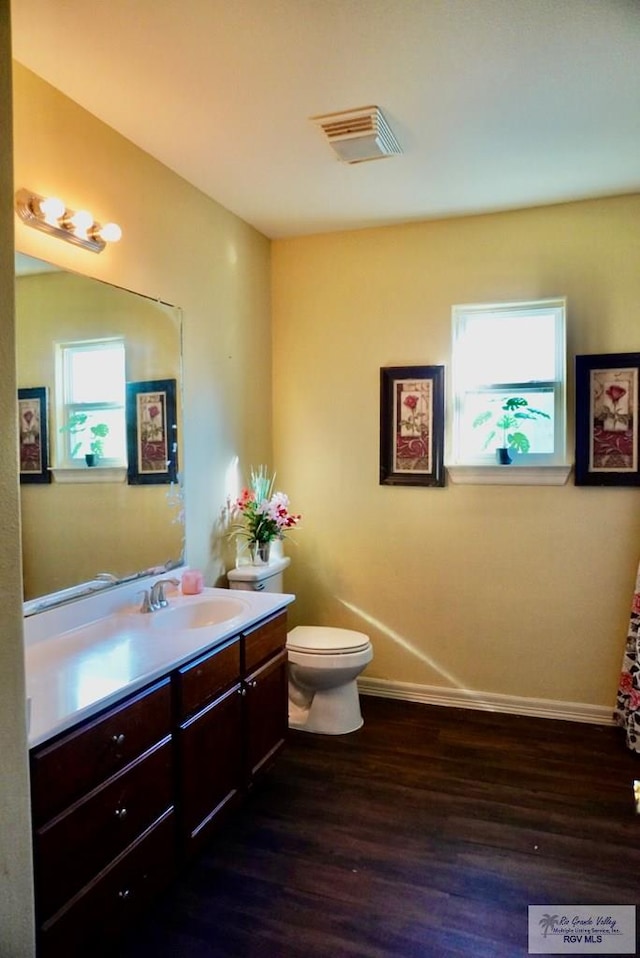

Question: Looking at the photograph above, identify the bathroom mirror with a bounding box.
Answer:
[16,254,185,608]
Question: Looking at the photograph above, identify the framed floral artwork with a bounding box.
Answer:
[379,365,445,487]
[18,387,51,484]
[126,379,178,485]
[575,353,640,486]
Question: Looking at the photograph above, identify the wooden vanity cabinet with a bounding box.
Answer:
[30,608,290,957]
[30,679,175,958]
[175,636,243,855]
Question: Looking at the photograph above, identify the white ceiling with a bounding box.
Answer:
[10,0,640,239]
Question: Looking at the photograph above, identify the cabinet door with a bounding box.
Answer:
[177,682,243,856]
[244,649,288,782]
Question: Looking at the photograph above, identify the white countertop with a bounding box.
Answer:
[25,582,294,749]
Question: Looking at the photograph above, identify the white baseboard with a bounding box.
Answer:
[357,676,615,726]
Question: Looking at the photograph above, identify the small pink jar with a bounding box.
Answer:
[181,570,204,595]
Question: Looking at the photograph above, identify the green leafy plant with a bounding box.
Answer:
[60,413,110,459]
[473,396,550,455]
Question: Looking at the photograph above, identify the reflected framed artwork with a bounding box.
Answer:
[575,352,640,486]
[126,379,178,485]
[380,365,445,487]
[18,387,51,484]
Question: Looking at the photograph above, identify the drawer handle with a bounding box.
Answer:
[118,888,131,901]
[115,806,128,821]
[248,679,257,689]
[111,733,126,747]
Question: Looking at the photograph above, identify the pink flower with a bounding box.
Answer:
[403,395,418,411]
[148,404,160,419]
[234,487,254,511]
[620,671,634,693]
[606,385,626,405]
[23,410,33,425]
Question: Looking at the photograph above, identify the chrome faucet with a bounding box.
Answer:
[138,577,180,613]
[150,577,180,610]
[138,589,153,614]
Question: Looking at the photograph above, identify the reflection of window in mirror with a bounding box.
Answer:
[56,339,127,466]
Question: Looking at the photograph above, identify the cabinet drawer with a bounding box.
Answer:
[39,809,175,958]
[31,679,172,826]
[34,737,173,922]
[176,637,240,720]
[243,612,287,674]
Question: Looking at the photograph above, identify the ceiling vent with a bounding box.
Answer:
[311,106,402,164]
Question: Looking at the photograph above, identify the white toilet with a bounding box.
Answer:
[227,556,373,735]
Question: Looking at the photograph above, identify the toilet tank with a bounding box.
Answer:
[227,556,290,593]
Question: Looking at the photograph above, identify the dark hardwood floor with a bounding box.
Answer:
[114,696,640,958]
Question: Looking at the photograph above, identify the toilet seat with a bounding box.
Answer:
[287,626,371,655]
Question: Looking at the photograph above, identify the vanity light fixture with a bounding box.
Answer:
[15,188,122,253]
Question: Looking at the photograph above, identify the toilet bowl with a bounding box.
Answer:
[287,626,373,734]
[226,556,373,735]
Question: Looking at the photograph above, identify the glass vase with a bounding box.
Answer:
[249,540,271,565]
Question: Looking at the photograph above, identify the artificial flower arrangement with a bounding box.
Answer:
[229,466,301,559]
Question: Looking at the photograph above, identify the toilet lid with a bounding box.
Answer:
[287,626,371,655]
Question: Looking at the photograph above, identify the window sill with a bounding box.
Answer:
[446,464,572,486]
[51,466,127,484]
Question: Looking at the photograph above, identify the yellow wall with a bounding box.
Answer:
[0,5,36,954]
[272,195,640,709]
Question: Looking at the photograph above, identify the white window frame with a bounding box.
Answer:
[450,299,569,482]
[55,338,127,470]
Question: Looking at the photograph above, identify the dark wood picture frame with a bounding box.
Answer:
[18,387,51,484]
[380,365,445,487]
[575,352,640,486]
[126,378,178,485]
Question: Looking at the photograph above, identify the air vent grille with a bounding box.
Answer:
[311,106,402,164]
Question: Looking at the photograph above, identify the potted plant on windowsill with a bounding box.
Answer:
[473,396,550,464]
[60,413,110,466]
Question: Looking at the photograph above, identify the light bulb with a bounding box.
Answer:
[69,209,94,239]
[38,196,65,225]
[98,222,122,243]
[70,210,94,230]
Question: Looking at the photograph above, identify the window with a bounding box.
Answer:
[451,299,566,467]
[57,339,127,466]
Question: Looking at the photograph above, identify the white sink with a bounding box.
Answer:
[26,613,153,666]
[150,596,248,630]
[80,613,153,641]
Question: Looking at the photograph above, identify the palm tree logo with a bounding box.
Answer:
[539,914,559,938]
